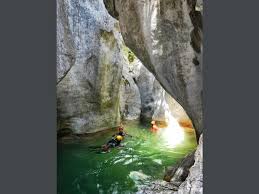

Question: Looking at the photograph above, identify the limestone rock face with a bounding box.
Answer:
[119,52,156,122]
[136,63,156,122]
[152,79,192,126]
[120,54,191,125]
[175,134,203,194]
[137,65,191,125]
[57,0,124,133]
[119,57,141,120]
[137,180,178,194]
[105,0,203,137]
[164,151,195,187]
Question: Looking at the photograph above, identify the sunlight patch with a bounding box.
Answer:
[159,114,184,148]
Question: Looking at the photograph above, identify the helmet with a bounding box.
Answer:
[151,121,156,125]
[116,135,123,141]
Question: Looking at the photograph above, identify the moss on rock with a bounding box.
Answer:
[100,29,116,48]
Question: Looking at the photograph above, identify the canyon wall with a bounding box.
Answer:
[57,0,203,193]
[104,0,203,193]
[57,0,193,134]
[57,0,124,133]
[105,0,203,137]
[120,51,192,127]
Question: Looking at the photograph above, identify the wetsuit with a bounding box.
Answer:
[117,131,126,137]
[106,138,121,148]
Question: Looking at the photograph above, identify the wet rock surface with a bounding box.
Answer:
[137,180,179,194]
[176,134,203,194]
[164,151,195,186]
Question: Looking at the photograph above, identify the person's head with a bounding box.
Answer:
[118,127,123,132]
[151,121,156,125]
[116,135,123,141]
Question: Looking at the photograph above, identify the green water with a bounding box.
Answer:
[57,122,197,194]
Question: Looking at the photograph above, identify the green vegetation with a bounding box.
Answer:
[100,29,116,48]
[123,46,136,64]
[128,51,135,63]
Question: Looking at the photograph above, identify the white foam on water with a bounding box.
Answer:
[153,159,162,165]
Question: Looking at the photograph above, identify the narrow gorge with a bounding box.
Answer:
[57,0,203,193]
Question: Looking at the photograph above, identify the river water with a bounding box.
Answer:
[58,122,197,194]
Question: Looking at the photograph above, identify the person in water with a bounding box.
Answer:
[102,124,132,152]
[113,125,132,138]
[150,120,159,133]
[101,135,124,152]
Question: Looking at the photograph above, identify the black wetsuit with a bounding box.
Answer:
[106,138,121,148]
[117,131,126,137]
[105,130,127,149]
